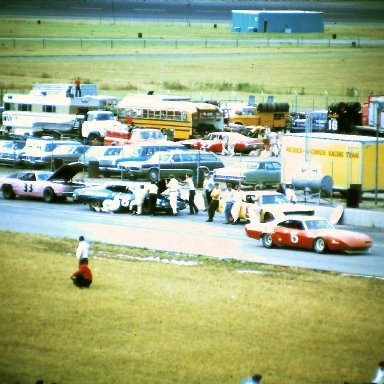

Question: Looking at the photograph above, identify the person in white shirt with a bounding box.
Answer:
[166,174,180,215]
[76,235,91,267]
[202,172,214,211]
[285,184,297,203]
[182,173,199,215]
[372,361,384,384]
[133,184,148,215]
[231,184,245,224]
[222,183,235,224]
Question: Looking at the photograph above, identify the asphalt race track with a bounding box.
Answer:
[0,0,383,24]
[0,197,383,277]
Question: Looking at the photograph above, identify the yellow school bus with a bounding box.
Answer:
[117,94,223,140]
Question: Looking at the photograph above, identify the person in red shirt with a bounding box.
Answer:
[74,77,81,97]
[71,258,92,288]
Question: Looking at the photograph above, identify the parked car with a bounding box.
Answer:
[0,162,86,203]
[78,145,123,169]
[245,215,374,254]
[104,127,166,146]
[73,182,188,214]
[100,141,186,177]
[20,138,84,168]
[47,144,89,167]
[0,140,26,165]
[213,159,281,187]
[235,190,315,223]
[180,131,263,155]
[118,149,225,183]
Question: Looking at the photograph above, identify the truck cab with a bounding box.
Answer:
[80,111,126,145]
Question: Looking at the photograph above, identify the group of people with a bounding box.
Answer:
[65,77,82,98]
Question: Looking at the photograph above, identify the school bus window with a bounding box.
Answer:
[148,110,155,118]
[136,109,142,117]
[161,110,167,119]
[175,111,181,121]
[167,111,175,120]
[154,110,160,119]
[182,111,188,121]
[43,105,56,113]
[142,109,148,118]
[18,104,32,112]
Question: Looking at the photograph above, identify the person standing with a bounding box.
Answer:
[231,184,245,224]
[222,183,235,224]
[166,174,180,215]
[148,181,158,215]
[206,183,221,222]
[76,235,90,267]
[247,184,263,223]
[202,172,214,211]
[71,258,92,288]
[371,361,384,384]
[183,173,199,215]
[276,182,286,195]
[74,77,81,97]
[133,184,148,215]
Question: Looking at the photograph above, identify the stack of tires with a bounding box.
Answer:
[257,102,289,113]
[329,101,362,134]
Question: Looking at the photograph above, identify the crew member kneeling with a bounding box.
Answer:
[71,258,93,288]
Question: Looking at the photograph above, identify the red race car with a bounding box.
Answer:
[244,215,374,254]
[180,131,263,154]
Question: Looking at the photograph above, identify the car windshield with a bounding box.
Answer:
[36,173,53,181]
[244,163,260,170]
[96,113,114,121]
[52,146,78,154]
[261,194,289,204]
[305,219,333,230]
[147,152,171,163]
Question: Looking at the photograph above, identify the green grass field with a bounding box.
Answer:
[0,18,384,108]
[0,230,383,384]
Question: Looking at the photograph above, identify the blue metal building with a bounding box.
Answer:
[232,10,324,33]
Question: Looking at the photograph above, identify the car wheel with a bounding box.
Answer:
[43,187,56,203]
[262,233,275,248]
[88,199,102,212]
[88,134,103,146]
[2,184,16,199]
[313,237,327,254]
[148,168,159,182]
[263,212,274,222]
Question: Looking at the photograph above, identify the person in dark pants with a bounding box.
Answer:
[71,258,92,288]
[148,181,158,215]
[182,173,199,215]
[206,183,221,222]
[74,77,81,97]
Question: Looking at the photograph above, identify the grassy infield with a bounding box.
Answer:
[1,18,384,107]
[0,17,384,384]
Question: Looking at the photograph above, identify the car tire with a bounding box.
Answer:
[148,168,159,182]
[88,134,103,146]
[43,187,56,203]
[263,212,274,222]
[2,184,16,199]
[262,233,275,248]
[88,199,102,212]
[313,237,327,254]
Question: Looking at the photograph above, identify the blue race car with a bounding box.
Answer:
[73,182,188,214]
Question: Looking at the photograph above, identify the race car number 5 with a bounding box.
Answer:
[290,234,299,243]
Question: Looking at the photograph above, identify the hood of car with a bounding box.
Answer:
[48,162,84,182]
